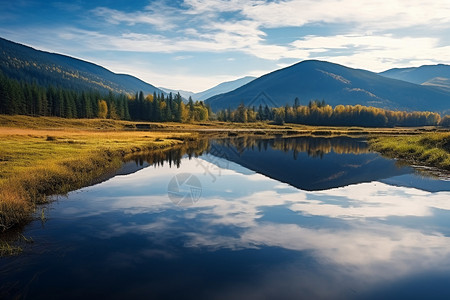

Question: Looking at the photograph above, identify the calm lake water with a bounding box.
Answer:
[1,136,450,299]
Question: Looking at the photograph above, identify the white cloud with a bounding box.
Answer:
[289,34,450,71]
[85,0,450,71]
[243,0,450,30]
[5,0,450,90]
[92,6,177,30]
[181,0,250,14]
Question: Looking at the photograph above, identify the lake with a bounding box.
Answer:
[1,136,450,299]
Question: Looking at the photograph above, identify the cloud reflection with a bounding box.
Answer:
[57,156,450,287]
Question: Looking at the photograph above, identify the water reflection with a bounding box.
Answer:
[115,139,210,176]
[80,159,450,297]
[117,136,418,191]
[208,136,413,191]
[221,135,371,157]
[1,137,450,299]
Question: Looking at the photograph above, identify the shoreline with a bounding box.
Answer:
[1,115,449,234]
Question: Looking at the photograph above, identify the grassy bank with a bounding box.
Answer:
[369,132,450,171]
[0,125,196,232]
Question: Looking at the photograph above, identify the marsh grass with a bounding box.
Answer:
[0,232,34,256]
[369,133,450,170]
[0,125,196,232]
[0,240,22,256]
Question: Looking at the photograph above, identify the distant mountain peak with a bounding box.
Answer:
[206,60,450,113]
[380,63,450,84]
[193,76,257,101]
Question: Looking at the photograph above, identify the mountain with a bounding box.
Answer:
[0,37,163,95]
[194,76,256,101]
[379,64,450,92]
[159,76,256,102]
[206,60,450,113]
[158,87,195,101]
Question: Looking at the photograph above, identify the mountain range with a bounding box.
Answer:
[0,37,163,95]
[206,60,450,112]
[194,76,256,101]
[1,37,449,113]
[159,76,256,102]
[157,87,195,101]
[379,64,450,92]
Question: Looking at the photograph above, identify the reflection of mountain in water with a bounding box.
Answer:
[208,136,411,191]
[113,136,447,192]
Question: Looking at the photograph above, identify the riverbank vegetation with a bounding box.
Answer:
[369,132,450,171]
[0,126,196,231]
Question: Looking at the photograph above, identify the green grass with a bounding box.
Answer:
[369,133,450,171]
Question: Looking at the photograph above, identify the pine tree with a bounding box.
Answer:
[294,97,300,109]
[188,96,194,121]
[175,93,182,122]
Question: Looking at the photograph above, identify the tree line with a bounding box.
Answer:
[1,70,449,127]
[128,91,210,122]
[0,71,209,122]
[0,71,129,119]
[216,100,449,127]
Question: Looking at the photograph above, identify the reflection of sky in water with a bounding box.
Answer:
[57,158,450,294]
[2,154,450,299]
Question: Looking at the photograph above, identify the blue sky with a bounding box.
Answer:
[1,0,450,92]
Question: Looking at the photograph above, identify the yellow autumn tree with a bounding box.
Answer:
[98,100,108,119]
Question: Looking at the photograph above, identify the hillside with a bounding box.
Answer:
[0,37,163,95]
[206,60,450,113]
[195,76,256,101]
[423,77,450,92]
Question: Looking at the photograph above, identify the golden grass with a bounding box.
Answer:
[0,125,196,231]
[369,132,450,171]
